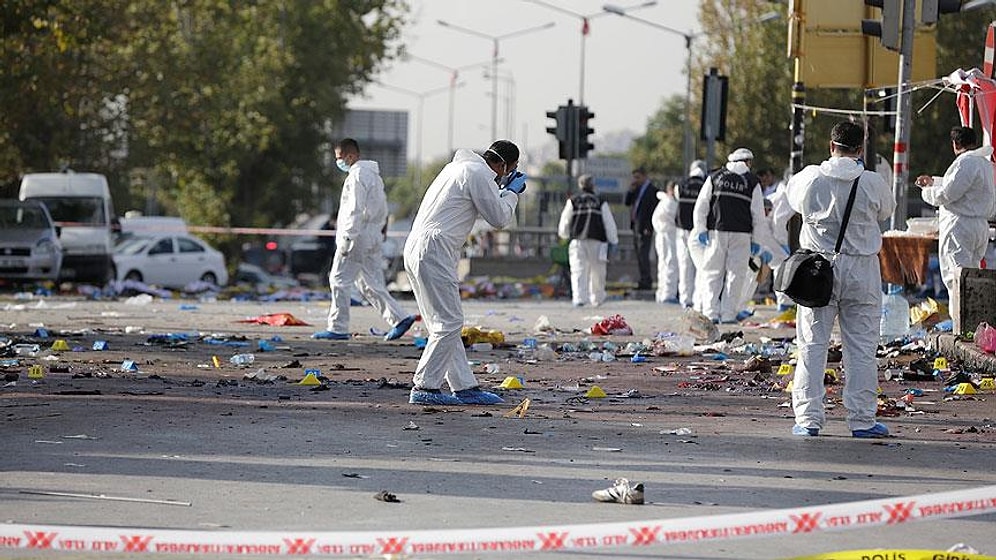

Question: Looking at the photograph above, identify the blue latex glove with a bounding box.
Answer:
[750,242,761,256]
[697,231,710,246]
[504,171,527,194]
[781,244,791,254]
[760,251,773,265]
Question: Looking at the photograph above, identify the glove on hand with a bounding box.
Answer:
[697,231,710,246]
[750,242,761,256]
[760,251,773,265]
[504,171,527,194]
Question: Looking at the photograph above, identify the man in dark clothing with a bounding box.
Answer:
[624,167,658,290]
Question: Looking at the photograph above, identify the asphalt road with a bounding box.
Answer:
[1,294,994,559]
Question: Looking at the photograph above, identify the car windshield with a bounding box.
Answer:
[35,196,106,225]
[0,205,49,229]
[115,236,153,255]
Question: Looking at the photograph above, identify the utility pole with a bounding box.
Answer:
[890,0,915,230]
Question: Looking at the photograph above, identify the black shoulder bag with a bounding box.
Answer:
[774,176,860,308]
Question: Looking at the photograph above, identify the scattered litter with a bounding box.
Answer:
[238,313,310,326]
[501,446,535,453]
[681,308,720,342]
[403,421,420,431]
[591,314,633,336]
[504,398,531,418]
[373,490,400,503]
[665,427,694,436]
[534,315,554,333]
[60,434,99,440]
[461,326,505,346]
[229,353,255,366]
[341,473,368,479]
[592,446,622,452]
[124,294,154,306]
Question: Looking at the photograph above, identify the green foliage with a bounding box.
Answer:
[1,0,408,233]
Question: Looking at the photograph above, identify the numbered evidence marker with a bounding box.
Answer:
[777,364,794,376]
[28,365,44,379]
[933,357,948,371]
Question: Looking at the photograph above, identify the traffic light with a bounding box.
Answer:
[577,106,595,159]
[862,0,901,51]
[921,0,962,24]
[546,106,570,160]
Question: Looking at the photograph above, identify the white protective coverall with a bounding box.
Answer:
[692,159,783,322]
[652,190,679,303]
[557,194,619,307]
[675,163,708,309]
[787,156,895,433]
[920,145,996,333]
[327,160,409,333]
[404,149,518,392]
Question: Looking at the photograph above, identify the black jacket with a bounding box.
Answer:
[624,181,657,235]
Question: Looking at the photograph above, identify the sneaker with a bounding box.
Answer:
[409,388,462,406]
[453,387,504,405]
[792,424,820,437]
[312,330,350,340]
[385,315,417,341]
[852,422,890,438]
[592,478,644,505]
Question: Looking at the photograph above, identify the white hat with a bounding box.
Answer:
[728,148,754,162]
[689,159,707,176]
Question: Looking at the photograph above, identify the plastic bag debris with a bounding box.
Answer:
[590,314,633,336]
[974,322,996,354]
[461,326,505,346]
[533,315,554,333]
[681,308,719,343]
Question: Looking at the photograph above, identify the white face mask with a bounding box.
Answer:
[335,158,351,173]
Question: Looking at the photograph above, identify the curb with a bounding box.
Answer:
[928,333,996,375]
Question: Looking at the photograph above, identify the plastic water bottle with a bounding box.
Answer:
[880,285,910,342]
[229,353,255,366]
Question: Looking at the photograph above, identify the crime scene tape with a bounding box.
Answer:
[1,485,994,557]
[790,550,995,560]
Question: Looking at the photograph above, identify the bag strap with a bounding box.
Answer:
[834,175,860,254]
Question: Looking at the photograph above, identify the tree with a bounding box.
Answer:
[628,94,686,177]
[1,0,408,240]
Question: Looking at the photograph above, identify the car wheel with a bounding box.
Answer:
[201,272,218,286]
[124,270,143,283]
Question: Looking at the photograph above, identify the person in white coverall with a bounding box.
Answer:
[787,121,895,439]
[318,138,416,342]
[675,160,708,309]
[652,183,679,303]
[692,148,783,323]
[558,174,619,307]
[916,126,996,334]
[404,140,527,406]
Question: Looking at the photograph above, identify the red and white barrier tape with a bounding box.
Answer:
[2,485,994,556]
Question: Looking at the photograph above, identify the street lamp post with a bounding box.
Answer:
[376,82,462,189]
[603,6,779,173]
[437,19,555,140]
[407,54,496,155]
[526,0,656,105]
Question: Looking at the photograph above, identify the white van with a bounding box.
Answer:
[19,171,116,284]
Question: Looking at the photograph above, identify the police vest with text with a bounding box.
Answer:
[706,169,757,233]
[676,175,705,231]
[570,192,608,242]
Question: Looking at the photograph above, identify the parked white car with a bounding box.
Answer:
[0,199,63,281]
[113,234,228,288]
